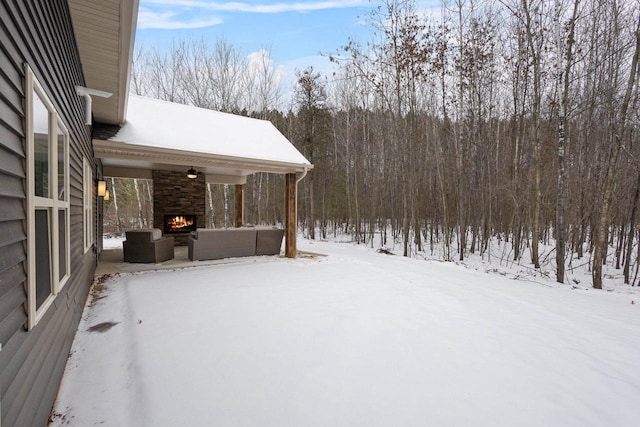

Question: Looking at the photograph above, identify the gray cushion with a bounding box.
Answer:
[188,227,284,261]
[256,228,284,255]
[189,228,255,260]
[125,228,162,242]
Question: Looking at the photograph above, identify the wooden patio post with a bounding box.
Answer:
[285,173,297,258]
[235,184,244,227]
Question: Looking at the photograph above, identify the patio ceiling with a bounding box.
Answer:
[94,95,313,183]
[95,144,312,184]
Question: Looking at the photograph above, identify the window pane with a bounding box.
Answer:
[33,91,50,198]
[35,209,52,309]
[59,209,67,281]
[58,124,66,201]
[83,160,94,250]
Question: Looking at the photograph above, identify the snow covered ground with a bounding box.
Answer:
[52,237,640,426]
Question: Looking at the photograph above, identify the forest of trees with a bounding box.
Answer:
[108,0,640,288]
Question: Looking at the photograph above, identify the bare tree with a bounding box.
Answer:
[206,38,246,112]
[110,177,121,235]
[125,1,640,287]
[555,0,580,283]
[592,8,640,289]
[294,67,330,239]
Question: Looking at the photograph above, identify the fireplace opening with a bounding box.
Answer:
[164,214,197,234]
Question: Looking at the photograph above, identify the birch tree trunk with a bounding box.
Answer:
[207,183,215,228]
[110,177,121,235]
[145,180,153,226]
[133,178,144,228]
[455,0,466,261]
[223,184,230,228]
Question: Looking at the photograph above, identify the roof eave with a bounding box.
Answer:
[117,0,138,123]
[68,0,139,125]
[93,138,314,175]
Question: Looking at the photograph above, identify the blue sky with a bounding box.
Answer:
[135,1,373,72]
[134,1,442,98]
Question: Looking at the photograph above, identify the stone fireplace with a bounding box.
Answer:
[153,170,206,246]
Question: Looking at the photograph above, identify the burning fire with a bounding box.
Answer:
[167,215,194,231]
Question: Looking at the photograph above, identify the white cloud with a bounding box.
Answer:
[138,7,223,29]
[246,49,286,87]
[138,1,369,31]
[142,0,369,14]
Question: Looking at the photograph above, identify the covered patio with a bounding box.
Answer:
[96,243,237,276]
[66,0,312,262]
[95,238,324,277]
[94,95,312,259]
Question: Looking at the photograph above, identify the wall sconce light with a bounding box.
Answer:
[186,167,198,179]
[104,189,110,201]
[97,180,107,197]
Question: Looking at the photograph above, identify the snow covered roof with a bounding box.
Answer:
[93,95,312,182]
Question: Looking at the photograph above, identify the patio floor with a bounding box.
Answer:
[97,246,258,276]
[96,245,324,276]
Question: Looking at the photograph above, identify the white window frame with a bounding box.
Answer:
[25,65,71,329]
[83,158,94,253]
[57,116,71,289]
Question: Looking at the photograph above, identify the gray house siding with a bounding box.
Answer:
[0,1,98,426]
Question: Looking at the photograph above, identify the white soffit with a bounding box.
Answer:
[68,0,138,125]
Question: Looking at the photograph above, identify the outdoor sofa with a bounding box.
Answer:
[123,228,175,263]
[188,227,284,261]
